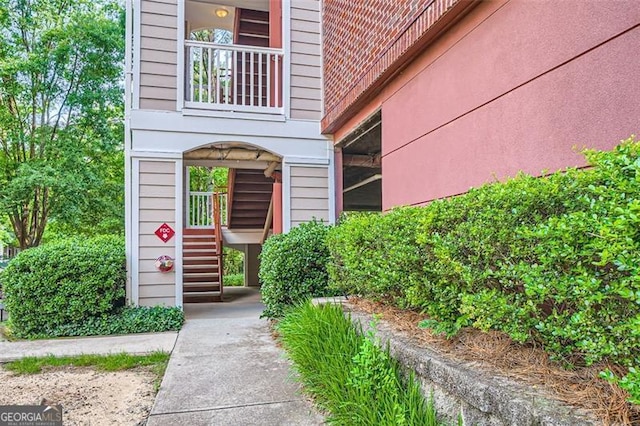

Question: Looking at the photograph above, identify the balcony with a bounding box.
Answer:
[184,41,284,115]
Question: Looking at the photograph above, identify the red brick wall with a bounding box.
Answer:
[322,0,463,133]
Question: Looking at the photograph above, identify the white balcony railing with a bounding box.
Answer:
[185,41,283,114]
[188,192,228,228]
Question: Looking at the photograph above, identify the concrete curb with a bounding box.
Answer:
[346,307,598,426]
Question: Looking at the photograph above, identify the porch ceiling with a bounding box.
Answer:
[341,111,382,212]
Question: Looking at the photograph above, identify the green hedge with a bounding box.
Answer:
[327,139,640,400]
[259,220,337,318]
[1,235,185,339]
[45,305,184,338]
[2,235,126,337]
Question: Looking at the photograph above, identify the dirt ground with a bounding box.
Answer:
[0,366,156,425]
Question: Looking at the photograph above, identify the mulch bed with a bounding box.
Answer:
[348,297,639,426]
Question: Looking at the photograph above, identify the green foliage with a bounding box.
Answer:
[327,138,640,402]
[46,305,184,338]
[5,351,169,375]
[277,302,440,425]
[223,273,244,286]
[1,235,126,337]
[0,0,125,248]
[189,166,228,192]
[259,221,337,318]
[223,246,244,275]
[601,368,640,405]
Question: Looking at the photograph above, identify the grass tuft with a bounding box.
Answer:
[5,351,170,375]
[277,302,442,425]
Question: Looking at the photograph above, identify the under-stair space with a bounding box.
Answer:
[183,228,223,302]
[228,169,273,229]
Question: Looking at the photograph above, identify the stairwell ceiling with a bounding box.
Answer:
[186,0,269,33]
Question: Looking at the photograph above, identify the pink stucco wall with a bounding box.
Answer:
[381,0,640,209]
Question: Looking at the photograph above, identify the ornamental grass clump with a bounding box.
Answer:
[277,302,440,425]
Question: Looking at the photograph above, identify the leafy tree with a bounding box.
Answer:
[189,166,228,192]
[0,0,124,248]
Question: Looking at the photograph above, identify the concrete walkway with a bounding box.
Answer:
[146,287,324,426]
[0,331,177,362]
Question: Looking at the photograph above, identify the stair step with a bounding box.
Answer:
[236,35,269,47]
[234,173,272,183]
[183,292,222,303]
[229,210,268,218]
[184,275,220,283]
[184,251,219,257]
[229,219,267,228]
[233,192,272,202]
[183,258,219,266]
[231,201,271,210]
[183,228,217,235]
[183,235,216,242]
[183,243,218,250]
[238,9,269,23]
[237,21,269,37]
[184,287,221,294]
[183,265,220,276]
[233,185,273,194]
[183,245,218,251]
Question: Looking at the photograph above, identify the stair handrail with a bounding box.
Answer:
[213,192,223,256]
[213,191,224,299]
[226,169,236,226]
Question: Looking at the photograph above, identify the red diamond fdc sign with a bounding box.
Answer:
[155,223,175,243]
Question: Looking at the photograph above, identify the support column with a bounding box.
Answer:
[244,244,262,287]
[334,147,343,218]
[273,180,282,234]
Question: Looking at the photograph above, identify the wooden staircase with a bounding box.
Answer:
[182,228,222,303]
[228,169,273,229]
[234,8,270,107]
[234,9,269,47]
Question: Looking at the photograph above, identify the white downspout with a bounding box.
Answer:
[124,0,134,304]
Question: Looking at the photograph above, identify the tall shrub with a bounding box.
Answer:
[2,235,126,337]
[327,138,640,374]
[259,220,334,318]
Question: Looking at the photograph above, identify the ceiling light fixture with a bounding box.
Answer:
[215,8,228,18]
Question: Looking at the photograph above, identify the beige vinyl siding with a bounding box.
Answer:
[289,165,329,227]
[139,0,178,111]
[138,160,176,307]
[290,0,322,120]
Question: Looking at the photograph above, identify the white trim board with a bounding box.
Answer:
[282,161,291,232]
[328,145,336,225]
[132,0,141,110]
[129,109,328,141]
[129,150,183,159]
[131,158,140,305]
[283,156,330,166]
[174,159,184,308]
[177,0,185,111]
[283,0,291,120]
